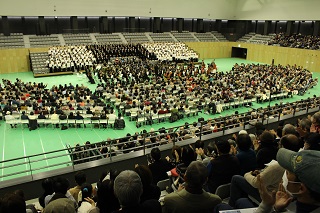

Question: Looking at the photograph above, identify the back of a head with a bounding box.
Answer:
[0,192,26,213]
[134,165,153,187]
[255,122,266,136]
[114,170,142,207]
[279,134,301,152]
[185,161,208,189]
[194,140,204,149]
[282,124,297,136]
[75,171,86,186]
[97,179,115,200]
[80,183,92,201]
[42,178,54,194]
[238,130,248,135]
[151,147,161,161]
[304,133,320,151]
[236,134,252,151]
[53,177,70,195]
[206,141,216,156]
[108,169,121,181]
[14,190,25,200]
[259,131,276,147]
[300,118,312,132]
[96,179,120,212]
[216,140,231,155]
[276,127,283,138]
[44,198,75,213]
[181,146,196,166]
[312,112,320,125]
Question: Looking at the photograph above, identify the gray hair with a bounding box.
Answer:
[114,170,142,207]
[282,124,296,136]
[300,118,312,132]
[312,112,320,125]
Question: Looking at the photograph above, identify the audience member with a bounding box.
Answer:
[0,191,27,213]
[256,131,278,169]
[77,183,94,213]
[303,133,320,151]
[84,169,121,213]
[310,111,320,133]
[148,147,173,185]
[44,177,78,209]
[206,140,240,193]
[38,178,54,208]
[44,197,76,213]
[256,148,320,212]
[113,170,161,213]
[229,134,301,207]
[163,161,221,213]
[196,141,217,167]
[134,164,161,203]
[69,171,87,203]
[235,133,258,175]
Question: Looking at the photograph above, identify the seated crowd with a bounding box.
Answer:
[268,32,320,50]
[3,54,318,130]
[20,42,316,130]
[1,110,320,213]
[66,95,320,164]
[92,59,317,123]
[0,78,120,129]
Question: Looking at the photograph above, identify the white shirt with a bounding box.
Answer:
[77,201,93,213]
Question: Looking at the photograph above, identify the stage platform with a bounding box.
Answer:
[33,71,74,78]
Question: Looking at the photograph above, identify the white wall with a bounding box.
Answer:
[0,0,236,19]
[234,0,320,20]
[1,0,318,21]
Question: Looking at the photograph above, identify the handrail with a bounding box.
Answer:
[31,161,73,172]
[1,170,32,178]
[28,153,71,164]
[0,147,72,164]
[1,161,30,169]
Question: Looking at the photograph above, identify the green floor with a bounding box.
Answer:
[1,58,320,181]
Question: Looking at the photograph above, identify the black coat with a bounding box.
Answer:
[207,154,241,193]
[149,159,173,185]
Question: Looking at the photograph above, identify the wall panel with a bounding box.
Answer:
[7,16,23,34]
[0,48,29,73]
[45,17,58,35]
[87,17,99,33]
[231,42,320,72]
[24,17,38,35]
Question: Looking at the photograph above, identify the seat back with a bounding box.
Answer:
[214,183,231,200]
[157,178,170,191]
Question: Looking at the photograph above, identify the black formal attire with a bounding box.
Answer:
[207,154,241,193]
